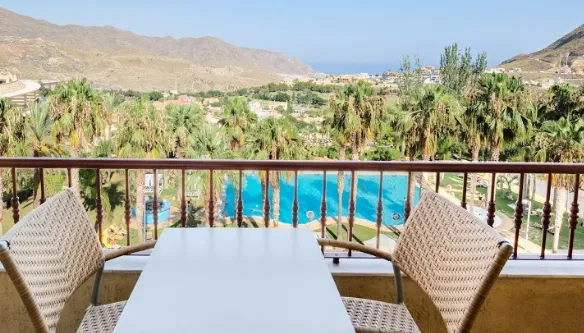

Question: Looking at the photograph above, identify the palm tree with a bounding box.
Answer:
[244,117,300,227]
[183,124,234,225]
[394,85,462,161]
[24,102,65,206]
[102,92,120,140]
[115,98,168,241]
[218,97,257,151]
[473,73,529,207]
[49,79,105,195]
[0,98,24,235]
[166,104,204,198]
[326,81,385,237]
[461,85,486,213]
[476,73,528,162]
[535,117,584,252]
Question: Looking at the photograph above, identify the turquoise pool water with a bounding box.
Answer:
[224,173,420,225]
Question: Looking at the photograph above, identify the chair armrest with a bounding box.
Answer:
[104,241,157,262]
[317,238,404,303]
[317,239,393,262]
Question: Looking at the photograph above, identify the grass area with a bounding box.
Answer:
[438,173,584,251]
[314,223,399,243]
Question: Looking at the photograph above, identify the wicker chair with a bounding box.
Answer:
[0,188,156,333]
[319,190,513,333]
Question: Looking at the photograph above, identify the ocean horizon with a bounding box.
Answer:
[308,62,400,75]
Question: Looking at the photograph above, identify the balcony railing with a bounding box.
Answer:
[1,157,584,260]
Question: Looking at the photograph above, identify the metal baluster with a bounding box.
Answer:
[153,170,159,239]
[435,172,440,193]
[348,170,356,255]
[320,170,326,238]
[486,173,497,227]
[292,170,299,228]
[404,171,413,222]
[568,174,580,259]
[263,171,270,228]
[512,173,525,259]
[181,170,186,228]
[461,173,468,209]
[96,169,103,245]
[540,174,553,259]
[67,168,72,188]
[237,170,244,227]
[39,168,46,204]
[320,170,327,240]
[125,169,131,246]
[11,168,19,223]
[209,169,215,227]
[376,171,383,249]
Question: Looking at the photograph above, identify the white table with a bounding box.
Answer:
[113,228,355,333]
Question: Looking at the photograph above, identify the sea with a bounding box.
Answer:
[307,62,401,76]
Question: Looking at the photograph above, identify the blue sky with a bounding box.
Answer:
[2,0,584,67]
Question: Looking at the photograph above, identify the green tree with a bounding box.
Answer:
[183,125,234,225]
[397,55,423,104]
[326,81,385,237]
[102,92,120,140]
[115,98,168,241]
[0,99,24,235]
[49,79,105,195]
[477,73,528,162]
[24,103,65,206]
[440,43,487,96]
[393,85,462,161]
[166,104,204,199]
[535,117,584,252]
[218,97,257,151]
[244,117,304,226]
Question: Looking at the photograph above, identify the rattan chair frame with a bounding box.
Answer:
[0,188,156,333]
[318,190,513,333]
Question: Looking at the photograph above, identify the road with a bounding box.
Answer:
[0,80,41,98]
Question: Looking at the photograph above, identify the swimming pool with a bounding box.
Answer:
[224,173,420,225]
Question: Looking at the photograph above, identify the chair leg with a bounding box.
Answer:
[393,263,404,304]
[91,264,105,306]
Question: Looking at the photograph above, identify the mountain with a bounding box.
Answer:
[501,24,584,73]
[0,7,313,91]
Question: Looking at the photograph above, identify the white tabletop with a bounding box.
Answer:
[113,228,355,333]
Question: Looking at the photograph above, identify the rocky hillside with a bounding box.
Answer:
[501,24,584,73]
[0,7,313,91]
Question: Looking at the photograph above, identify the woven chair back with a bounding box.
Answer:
[393,190,512,333]
[0,188,103,333]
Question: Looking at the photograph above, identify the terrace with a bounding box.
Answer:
[1,158,584,333]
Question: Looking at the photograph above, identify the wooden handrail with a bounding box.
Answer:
[1,157,584,173]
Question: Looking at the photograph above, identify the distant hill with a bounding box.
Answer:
[0,7,313,91]
[501,24,584,73]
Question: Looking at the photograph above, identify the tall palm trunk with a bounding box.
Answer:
[552,186,568,253]
[469,146,480,214]
[135,170,146,242]
[260,172,268,224]
[350,139,359,238]
[0,173,3,237]
[32,168,41,207]
[337,146,346,240]
[271,171,280,227]
[488,141,501,207]
[70,145,81,197]
[529,175,537,200]
[203,190,212,227]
